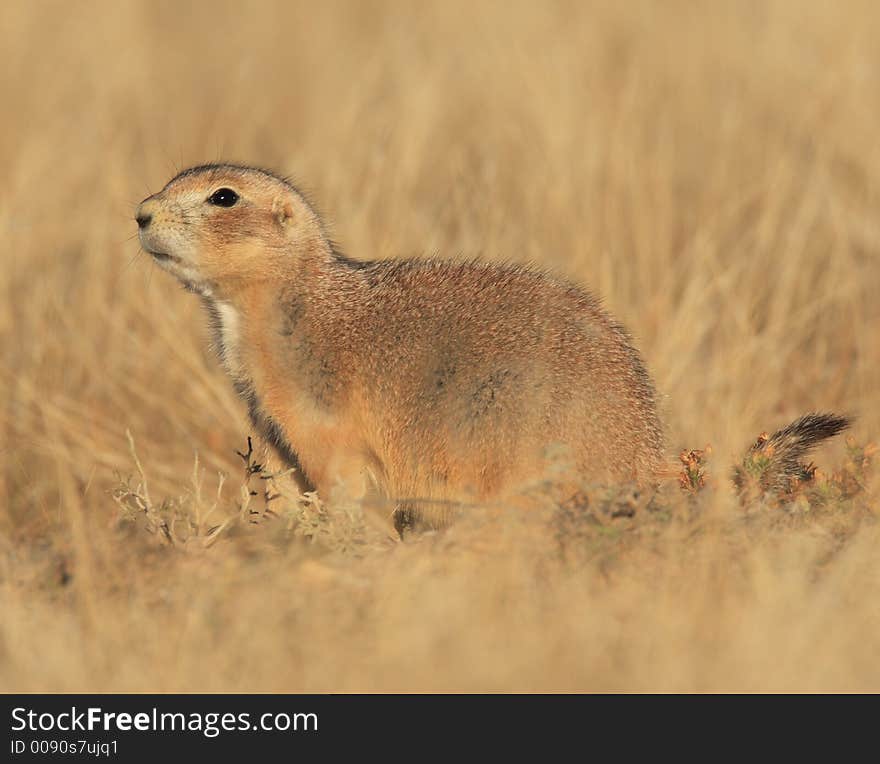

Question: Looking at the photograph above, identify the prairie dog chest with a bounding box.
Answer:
[206,298,247,384]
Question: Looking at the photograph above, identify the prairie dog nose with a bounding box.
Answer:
[135,198,157,229]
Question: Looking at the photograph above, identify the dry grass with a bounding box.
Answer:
[1,0,878,692]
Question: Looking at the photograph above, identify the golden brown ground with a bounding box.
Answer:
[0,0,877,691]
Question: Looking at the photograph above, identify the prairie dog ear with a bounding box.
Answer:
[272,196,295,228]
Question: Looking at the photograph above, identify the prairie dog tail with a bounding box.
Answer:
[734,412,851,496]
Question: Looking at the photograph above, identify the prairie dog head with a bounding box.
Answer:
[135,164,326,295]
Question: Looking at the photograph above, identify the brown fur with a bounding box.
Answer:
[137,164,665,530]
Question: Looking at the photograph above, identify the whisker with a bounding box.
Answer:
[123,247,143,273]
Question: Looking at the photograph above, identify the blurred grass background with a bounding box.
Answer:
[0,0,878,691]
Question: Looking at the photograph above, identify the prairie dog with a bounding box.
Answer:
[136,164,664,530]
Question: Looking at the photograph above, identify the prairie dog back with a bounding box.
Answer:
[136,164,664,530]
[305,259,663,496]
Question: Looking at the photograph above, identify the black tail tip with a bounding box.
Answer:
[789,412,853,443]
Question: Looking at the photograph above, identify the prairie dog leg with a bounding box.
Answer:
[392,503,417,539]
[249,435,313,513]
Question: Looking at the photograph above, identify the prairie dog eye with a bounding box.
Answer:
[208,188,239,207]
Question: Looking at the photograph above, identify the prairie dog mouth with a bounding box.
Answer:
[137,231,180,263]
[143,249,211,296]
[147,250,177,262]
